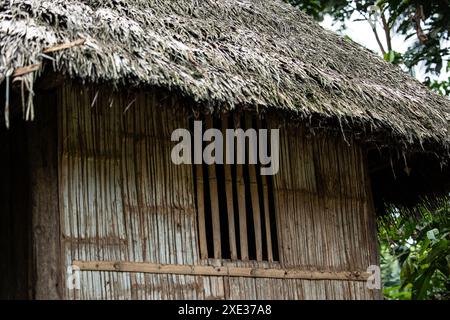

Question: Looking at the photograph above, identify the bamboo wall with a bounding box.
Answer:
[268,123,380,299]
[58,83,380,300]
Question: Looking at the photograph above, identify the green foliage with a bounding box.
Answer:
[424,61,450,96]
[425,76,450,96]
[378,207,450,300]
[287,0,378,22]
[287,0,450,96]
[383,50,403,64]
[392,0,450,75]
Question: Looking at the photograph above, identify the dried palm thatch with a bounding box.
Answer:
[0,0,449,153]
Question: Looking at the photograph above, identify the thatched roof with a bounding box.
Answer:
[1,0,450,153]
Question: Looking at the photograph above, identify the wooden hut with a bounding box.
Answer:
[0,0,449,300]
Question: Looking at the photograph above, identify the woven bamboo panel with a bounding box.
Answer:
[59,83,379,300]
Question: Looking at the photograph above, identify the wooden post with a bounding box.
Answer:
[364,149,383,300]
[27,90,62,299]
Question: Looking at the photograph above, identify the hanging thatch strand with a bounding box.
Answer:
[0,0,449,152]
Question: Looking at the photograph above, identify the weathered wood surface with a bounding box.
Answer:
[28,91,63,299]
[205,115,222,259]
[73,260,371,281]
[195,163,208,260]
[12,64,40,77]
[42,38,85,54]
[234,116,249,261]
[221,117,238,261]
[12,39,86,78]
[59,83,380,300]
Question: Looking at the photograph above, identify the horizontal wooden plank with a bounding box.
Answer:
[73,260,370,281]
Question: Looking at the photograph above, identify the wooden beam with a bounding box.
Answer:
[42,38,86,54]
[12,39,86,78]
[13,64,41,77]
[195,163,209,260]
[73,260,371,281]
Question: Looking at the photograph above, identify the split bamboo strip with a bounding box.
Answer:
[195,154,208,258]
[12,64,40,77]
[205,115,221,259]
[222,115,237,260]
[42,38,86,54]
[257,119,274,262]
[234,116,249,260]
[73,260,371,281]
[13,39,86,77]
[245,115,263,261]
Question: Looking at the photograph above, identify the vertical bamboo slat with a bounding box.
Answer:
[245,115,263,261]
[205,115,221,259]
[256,118,274,262]
[261,174,273,262]
[222,115,238,260]
[194,119,208,260]
[235,116,249,261]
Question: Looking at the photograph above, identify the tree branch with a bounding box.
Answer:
[381,12,393,53]
[356,9,387,56]
[372,26,387,55]
[413,5,428,44]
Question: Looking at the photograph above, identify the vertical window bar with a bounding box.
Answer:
[234,115,249,261]
[205,115,221,259]
[195,164,209,260]
[245,115,263,262]
[222,115,238,260]
[259,119,274,262]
